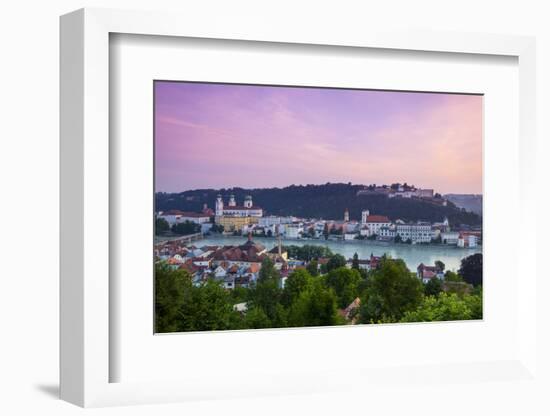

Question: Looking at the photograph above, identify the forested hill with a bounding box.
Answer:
[155,183,482,227]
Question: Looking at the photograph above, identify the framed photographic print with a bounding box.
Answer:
[60,7,540,409]
[153,80,483,334]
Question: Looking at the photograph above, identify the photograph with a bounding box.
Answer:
[153,81,483,333]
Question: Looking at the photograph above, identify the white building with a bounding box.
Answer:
[284,223,304,239]
[258,216,295,227]
[362,210,391,235]
[344,222,360,233]
[361,210,369,224]
[215,194,263,217]
[158,210,211,226]
[441,231,460,245]
[457,233,478,248]
[416,188,434,198]
[388,186,434,199]
[378,225,396,239]
[213,265,227,279]
[396,222,432,243]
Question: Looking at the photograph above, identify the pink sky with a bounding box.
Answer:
[155,81,482,194]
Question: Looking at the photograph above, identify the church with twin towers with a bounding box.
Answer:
[215,194,263,218]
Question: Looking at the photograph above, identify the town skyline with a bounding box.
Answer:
[155,81,483,194]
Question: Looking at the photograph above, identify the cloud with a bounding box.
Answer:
[155,83,482,193]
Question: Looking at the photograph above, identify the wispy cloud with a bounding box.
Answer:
[155,82,482,194]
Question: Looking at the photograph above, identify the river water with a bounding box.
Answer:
[191,235,481,272]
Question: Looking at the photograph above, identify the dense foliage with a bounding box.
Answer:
[155,252,483,332]
[400,292,482,322]
[359,258,424,323]
[171,220,201,236]
[284,245,333,261]
[155,217,170,235]
[155,183,482,226]
[458,253,483,286]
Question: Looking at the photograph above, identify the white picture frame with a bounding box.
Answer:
[60,7,538,408]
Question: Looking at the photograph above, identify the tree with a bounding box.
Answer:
[284,245,333,261]
[394,234,402,243]
[210,223,224,233]
[323,223,330,240]
[282,269,313,307]
[306,259,319,277]
[230,286,248,304]
[287,279,343,327]
[155,217,170,235]
[258,257,279,282]
[172,220,200,236]
[458,253,483,286]
[435,260,445,272]
[424,277,443,296]
[326,254,346,272]
[243,307,271,329]
[155,263,190,332]
[444,270,463,282]
[330,227,343,236]
[359,258,423,323]
[325,267,362,308]
[464,290,483,319]
[250,257,282,322]
[400,293,482,322]
[352,253,360,270]
[178,279,240,331]
[155,263,242,332]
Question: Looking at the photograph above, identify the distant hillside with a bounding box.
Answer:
[444,194,483,215]
[156,183,482,227]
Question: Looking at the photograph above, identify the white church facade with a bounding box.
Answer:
[215,194,263,217]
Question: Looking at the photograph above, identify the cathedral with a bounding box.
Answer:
[215,194,263,217]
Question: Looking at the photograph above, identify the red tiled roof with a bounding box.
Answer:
[367,215,390,223]
[422,270,436,279]
[248,263,260,273]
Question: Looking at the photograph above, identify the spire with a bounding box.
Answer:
[277,225,282,256]
[215,194,224,216]
[362,209,369,224]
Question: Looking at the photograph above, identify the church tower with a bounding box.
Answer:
[344,208,350,222]
[244,195,253,208]
[228,194,236,207]
[215,194,224,216]
[276,224,282,256]
[361,209,369,224]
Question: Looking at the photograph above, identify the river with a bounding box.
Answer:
[189,235,481,272]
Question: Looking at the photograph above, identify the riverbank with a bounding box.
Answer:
[175,234,481,272]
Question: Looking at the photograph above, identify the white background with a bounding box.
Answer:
[1,1,549,415]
